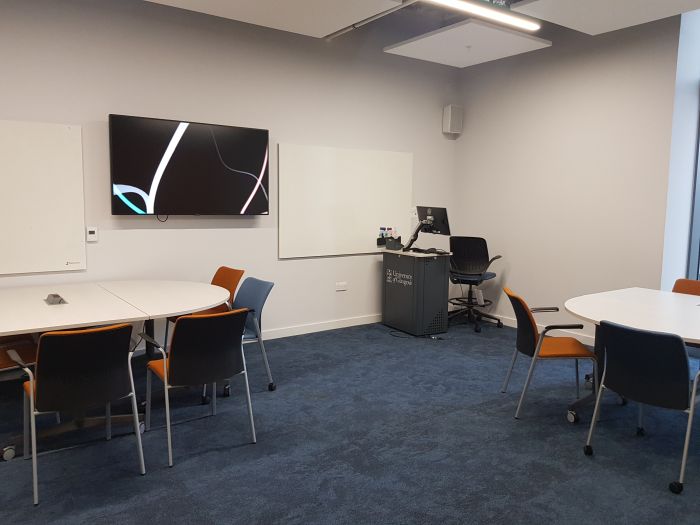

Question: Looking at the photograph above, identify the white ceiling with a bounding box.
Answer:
[145,0,402,38]
[512,0,700,35]
[384,18,551,69]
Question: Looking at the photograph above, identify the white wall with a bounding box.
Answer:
[661,10,700,290]
[453,18,681,341]
[0,0,459,338]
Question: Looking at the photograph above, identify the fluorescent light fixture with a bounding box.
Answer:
[426,0,541,32]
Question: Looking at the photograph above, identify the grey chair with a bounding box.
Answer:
[584,321,700,494]
[224,277,276,393]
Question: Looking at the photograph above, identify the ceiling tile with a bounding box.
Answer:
[146,0,401,38]
[512,0,700,35]
[384,18,551,69]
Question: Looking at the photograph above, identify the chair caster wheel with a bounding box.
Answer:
[566,410,579,423]
[636,427,645,437]
[497,321,503,328]
[583,445,593,456]
[139,422,145,434]
[223,385,231,397]
[669,481,683,494]
[474,326,481,333]
[201,395,210,405]
[268,382,276,391]
[2,446,16,461]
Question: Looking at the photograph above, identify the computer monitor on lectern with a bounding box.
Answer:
[403,206,451,251]
[417,206,450,235]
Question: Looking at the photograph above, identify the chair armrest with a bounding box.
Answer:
[531,307,560,313]
[541,324,584,336]
[138,332,164,350]
[6,349,29,368]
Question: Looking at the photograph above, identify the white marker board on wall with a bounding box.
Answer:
[278,143,413,259]
[0,120,86,275]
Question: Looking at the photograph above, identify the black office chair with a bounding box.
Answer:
[584,321,700,494]
[448,236,503,332]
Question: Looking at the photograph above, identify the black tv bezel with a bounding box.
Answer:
[108,113,270,216]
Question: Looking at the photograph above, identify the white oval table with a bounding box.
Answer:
[565,287,700,344]
[0,280,229,338]
[0,279,229,458]
[564,287,700,418]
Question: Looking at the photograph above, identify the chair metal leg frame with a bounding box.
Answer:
[23,392,29,460]
[501,349,518,393]
[515,353,540,419]
[515,339,596,420]
[211,382,217,416]
[575,360,580,399]
[514,336,546,419]
[127,351,146,476]
[584,367,607,456]
[145,369,152,431]
[155,346,174,468]
[672,370,700,494]
[240,347,257,444]
[253,317,275,391]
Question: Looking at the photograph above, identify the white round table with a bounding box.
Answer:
[565,287,700,344]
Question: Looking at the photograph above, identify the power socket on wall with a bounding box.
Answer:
[335,281,348,292]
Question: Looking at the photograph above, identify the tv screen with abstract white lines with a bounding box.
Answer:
[109,114,269,215]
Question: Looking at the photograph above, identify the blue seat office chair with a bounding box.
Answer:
[223,277,276,394]
[448,236,503,332]
[584,321,700,494]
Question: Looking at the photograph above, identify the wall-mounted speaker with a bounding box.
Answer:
[442,104,464,135]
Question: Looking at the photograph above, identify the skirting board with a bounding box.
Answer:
[264,314,382,340]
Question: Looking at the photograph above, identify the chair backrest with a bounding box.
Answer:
[672,278,700,296]
[231,277,274,333]
[34,324,133,413]
[211,266,245,304]
[168,309,248,386]
[503,288,539,357]
[599,321,690,410]
[449,237,490,274]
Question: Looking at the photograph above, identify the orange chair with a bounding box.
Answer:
[7,324,145,505]
[672,278,700,353]
[502,288,597,420]
[673,278,700,295]
[164,266,244,348]
[143,309,256,467]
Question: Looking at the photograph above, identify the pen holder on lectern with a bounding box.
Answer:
[385,237,403,251]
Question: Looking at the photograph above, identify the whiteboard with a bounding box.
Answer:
[0,120,86,275]
[278,143,413,258]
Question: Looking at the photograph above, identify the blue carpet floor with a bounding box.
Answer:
[1,322,700,523]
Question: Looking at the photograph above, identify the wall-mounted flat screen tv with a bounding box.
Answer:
[109,114,269,215]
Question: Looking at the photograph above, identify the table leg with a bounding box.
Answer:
[569,324,603,413]
[144,319,157,360]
